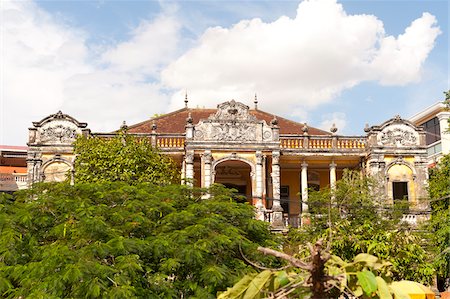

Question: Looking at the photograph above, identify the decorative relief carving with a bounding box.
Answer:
[210,100,257,122]
[40,125,77,143]
[255,151,263,164]
[38,120,80,144]
[202,151,212,163]
[185,153,194,164]
[215,166,242,179]
[210,123,256,141]
[378,125,419,147]
[272,151,280,165]
[193,100,273,143]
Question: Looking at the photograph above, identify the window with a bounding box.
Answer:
[393,182,408,201]
[421,117,441,145]
[280,185,289,213]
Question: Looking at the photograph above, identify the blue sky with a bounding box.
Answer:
[1,0,448,145]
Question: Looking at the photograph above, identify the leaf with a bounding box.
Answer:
[389,285,410,299]
[353,286,363,297]
[353,253,379,267]
[356,270,377,296]
[275,271,290,288]
[217,274,256,299]
[243,270,273,299]
[375,276,392,299]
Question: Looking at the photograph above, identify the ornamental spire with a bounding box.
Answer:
[184,90,188,108]
[254,93,258,110]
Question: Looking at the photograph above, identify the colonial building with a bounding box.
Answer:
[26,99,432,227]
[0,145,28,193]
[409,101,450,165]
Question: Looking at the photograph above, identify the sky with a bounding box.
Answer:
[1,0,448,146]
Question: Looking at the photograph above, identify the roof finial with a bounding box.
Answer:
[254,93,258,110]
[330,123,338,135]
[184,90,188,108]
[120,120,128,132]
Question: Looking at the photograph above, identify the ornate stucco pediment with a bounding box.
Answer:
[209,100,258,122]
[378,125,419,147]
[371,116,421,147]
[29,111,89,145]
[39,120,80,144]
[193,100,274,142]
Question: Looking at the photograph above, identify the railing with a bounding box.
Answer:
[0,173,28,191]
[426,141,442,157]
[401,214,417,225]
[264,210,300,228]
[156,136,185,149]
[280,135,366,151]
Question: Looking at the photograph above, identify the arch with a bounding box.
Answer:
[384,158,416,203]
[385,158,416,178]
[212,156,254,203]
[40,155,73,182]
[212,155,255,174]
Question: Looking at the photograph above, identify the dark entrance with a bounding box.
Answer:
[393,182,408,201]
[214,160,252,203]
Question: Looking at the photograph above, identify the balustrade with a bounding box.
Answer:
[156,136,185,148]
[280,135,366,151]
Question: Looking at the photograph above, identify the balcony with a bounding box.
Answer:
[426,140,442,157]
[280,135,366,153]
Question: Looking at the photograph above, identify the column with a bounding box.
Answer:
[254,151,265,220]
[301,161,308,214]
[181,160,186,184]
[271,151,284,228]
[185,151,194,186]
[202,150,212,188]
[329,160,337,192]
[437,111,450,155]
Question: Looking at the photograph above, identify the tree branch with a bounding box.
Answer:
[257,246,312,270]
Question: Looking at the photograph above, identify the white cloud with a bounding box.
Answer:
[1,0,180,144]
[319,112,347,133]
[101,15,181,75]
[370,12,441,85]
[0,0,442,145]
[162,0,440,116]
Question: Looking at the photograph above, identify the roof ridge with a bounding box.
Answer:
[127,107,191,130]
[251,109,329,134]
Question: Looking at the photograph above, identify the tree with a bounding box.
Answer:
[285,170,435,285]
[0,182,278,298]
[73,133,179,185]
[219,243,430,299]
[428,153,450,290]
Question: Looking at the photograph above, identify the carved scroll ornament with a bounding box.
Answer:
[40,124,78,143]
[193,100,273,142]
[379,128,418,146]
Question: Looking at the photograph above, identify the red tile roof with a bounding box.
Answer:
[127,107,329,135]
[0,145,28,151]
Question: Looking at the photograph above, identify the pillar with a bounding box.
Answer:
[437,111,450,155]
[254,151,265,220]
[301,161,308,214]
[185,151,194,186]
[181,160,186,184]
[202,150,212,188]
[329,160,337,192]
[271,151,284,228]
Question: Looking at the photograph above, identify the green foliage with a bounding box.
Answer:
[427,154,450,281]
[73,134,179,185]
[219,251,428,299]
[0,183,277,298]
[285,170,434,285]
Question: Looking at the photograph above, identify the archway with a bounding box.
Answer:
[213,160,252,203]
[41,161,72,182]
